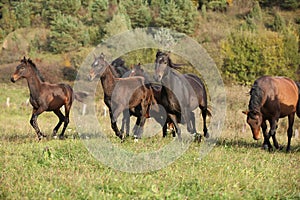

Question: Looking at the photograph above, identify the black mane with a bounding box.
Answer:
[248,83,263,115]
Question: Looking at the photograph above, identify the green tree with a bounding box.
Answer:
[49,13,88,53]
[119,0,152,28]
[104,12,131,39]
[89,0,109,24]
[155,0,198,35]
[14,0,32,28]
[42,0,82,26]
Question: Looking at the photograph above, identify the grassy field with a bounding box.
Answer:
[0,82,299,199]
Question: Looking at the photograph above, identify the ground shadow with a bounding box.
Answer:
[215,137,300,153]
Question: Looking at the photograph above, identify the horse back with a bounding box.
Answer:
[257,76,298,117]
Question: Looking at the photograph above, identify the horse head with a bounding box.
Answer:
[129,63,144,77]
[89,53,109,81]
[11,57,33,82]
[242,110,263,140]
[154,51,170,82]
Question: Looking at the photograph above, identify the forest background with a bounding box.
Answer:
[0,0,300,84]
[0,0,299,84]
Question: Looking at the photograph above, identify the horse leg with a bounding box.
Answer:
[53,109,64,138]
[121,110,130,136]
[134,116,147,139]
[286,113,295,152]
[111,105,124,139]
[59,104,71,139]
[162,122,168,137]
[261,120,270,150]
[267,117,279,151]
[169,114,181,141]
[182,108,192,134]
[201,107,209,138]
[30,108,46,140]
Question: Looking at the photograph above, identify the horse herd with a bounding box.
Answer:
[10,51,300,152]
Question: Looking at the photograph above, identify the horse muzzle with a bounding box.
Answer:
[252,130,261,140]
[10,77,16,83]
[153,74,162,82]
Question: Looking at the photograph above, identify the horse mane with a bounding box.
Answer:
[22,57,45,82]
[248,83,263,115]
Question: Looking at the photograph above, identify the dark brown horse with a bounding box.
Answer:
[243,76,300,152]
[129,63,177,137]
[11,57,87,140]
[89,53,156,140]
[154,51,210,140]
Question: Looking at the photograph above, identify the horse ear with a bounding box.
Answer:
[22,56,27,63]
[242,110,248,115]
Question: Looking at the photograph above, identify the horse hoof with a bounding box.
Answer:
[53,135,58,139]
[204,132,209,138]
[59,135,65,140]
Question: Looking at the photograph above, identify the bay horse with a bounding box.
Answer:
[89,53,156,140]
[11,57,87,140]
[129,63,177,137]
[243,76,300,152]
[154,51,211,140]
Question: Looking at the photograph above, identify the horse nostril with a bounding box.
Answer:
[10,77,16,83]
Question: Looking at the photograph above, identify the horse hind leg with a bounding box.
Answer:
[53,109,64,138]
[59,103,72,140]
[200,106,209,138]
[286,113,295,152]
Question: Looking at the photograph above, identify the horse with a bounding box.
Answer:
[129,63,177,137]
[243,76,300,152]
[10,57,87,140]
[153,51,210,140]
[89,53,157,140]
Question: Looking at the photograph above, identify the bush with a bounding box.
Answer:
[221,30,299,84]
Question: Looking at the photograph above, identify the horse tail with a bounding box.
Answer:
[295,81,300,118]
[74,91,89,103]
[206,105,212,117]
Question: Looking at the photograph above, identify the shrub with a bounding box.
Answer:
[221,30,299,84]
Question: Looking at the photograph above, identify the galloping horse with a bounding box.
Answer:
[154,51,210,140]
[11,57,87,140]
[243,76,300,152]
[129,63,177,137]
[89,53,156,140]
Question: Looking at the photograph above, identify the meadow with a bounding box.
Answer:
[0,82,299,200]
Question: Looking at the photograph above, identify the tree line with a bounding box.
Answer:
[0,0,299,84]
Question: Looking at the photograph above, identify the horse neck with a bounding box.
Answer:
[100,65,116,96]
[25,68,43,99]
[249,85,264,112]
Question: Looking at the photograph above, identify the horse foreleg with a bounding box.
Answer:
[286,113,295,152]
[53,109,64,138]
[30,108,45,140]
[267,117,279,151]
[261,120,271,150]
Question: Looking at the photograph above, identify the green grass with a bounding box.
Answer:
[0,83,299,199]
